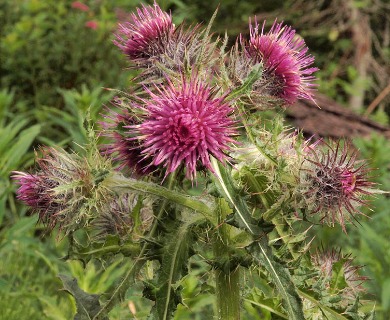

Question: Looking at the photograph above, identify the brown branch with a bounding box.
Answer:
[364,83,390,116]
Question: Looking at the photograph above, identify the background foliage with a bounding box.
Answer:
[0,0,389,319]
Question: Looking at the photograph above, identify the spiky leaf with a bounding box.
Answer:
[58,274,108,320]
[247,237,305,319]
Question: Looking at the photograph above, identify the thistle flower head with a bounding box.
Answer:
[92,194,153,241]
[114,2,174,62]
[226,41,283,109]
[312,248,368,300]
[136,76,237,180]
[100,98,155,176]
[301,141,374,232]
[247,19,318,105]
[138,23,213,82]
[13,172,62,228]
[12,147,113,233]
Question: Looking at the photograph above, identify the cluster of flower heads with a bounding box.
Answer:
[105,2,321,180]
[13,1,375,238]
[12,147,153,237]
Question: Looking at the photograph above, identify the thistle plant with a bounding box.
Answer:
[13,2,380,319]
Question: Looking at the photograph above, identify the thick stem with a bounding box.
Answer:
[213,199,241,320]
[215,268,240,320]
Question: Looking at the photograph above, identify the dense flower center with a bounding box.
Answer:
[168,111,201,150]
[341,170,356,196]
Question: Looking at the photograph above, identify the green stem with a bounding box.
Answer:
[242,169,299,260]
[75,244,139,257]
[213,199,241,320]
[106,174,212,216]
[215,268,240,320]
[238,105,278,166]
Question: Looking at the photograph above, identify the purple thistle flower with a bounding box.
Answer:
[136,76,237,180]
[248,19,318,105]
[301,141,374,232]
[114,2,174,62]
[12,172,62,228]
[12,149,77,229]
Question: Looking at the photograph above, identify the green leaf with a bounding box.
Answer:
[108,174,215,221]
[211,159,305,319]
[58,274,108,320]
[0,124,40,174]
[67,235,139,263]
[243,297,288,319]
[382,278,390,310]
[330,259,348,294]
[210,158,261,234]
[247,238,305,320]
[152,223,193,320]
[297,289,351,320]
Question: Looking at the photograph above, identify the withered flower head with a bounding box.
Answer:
[301,141,374,232]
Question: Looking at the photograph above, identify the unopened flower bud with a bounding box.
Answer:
[235,19,318,105]
[92,194,154,241]
[312,248,368,301]
[12,147,113,234]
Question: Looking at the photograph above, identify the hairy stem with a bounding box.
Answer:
[106,174,213,216]
[215,268,240,320]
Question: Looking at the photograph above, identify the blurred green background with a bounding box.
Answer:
[1,0,389,319]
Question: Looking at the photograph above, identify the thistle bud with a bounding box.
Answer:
[312,249,368,301]
[114,2,174,63]
[12,147,113,234]
[92,194,154,241]
[230,19,318,106]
